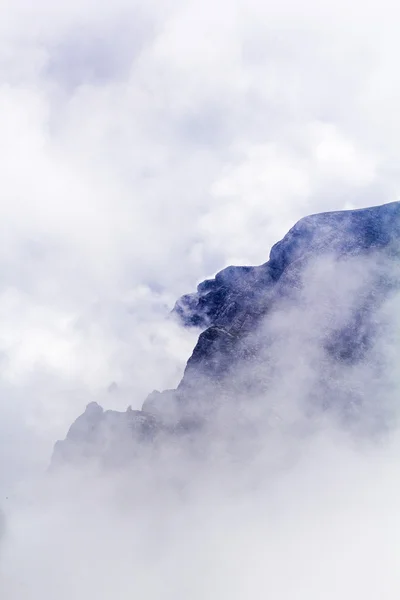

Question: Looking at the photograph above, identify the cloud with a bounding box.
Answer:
[1,1,400,595]
[2,420,400,599]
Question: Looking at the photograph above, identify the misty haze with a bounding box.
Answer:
[2,1,400,599]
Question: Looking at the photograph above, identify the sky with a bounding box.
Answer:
[2,0,400,483]
[2,0,400,597]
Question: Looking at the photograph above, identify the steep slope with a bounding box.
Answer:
[52,201,400,468]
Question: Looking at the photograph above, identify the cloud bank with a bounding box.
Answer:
[1,0,400,481]
[2,0,400,597]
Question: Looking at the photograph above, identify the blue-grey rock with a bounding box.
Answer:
[53,201,400,467]
[174,201,400,330]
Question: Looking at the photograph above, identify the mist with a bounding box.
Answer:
[2,247,400,598]
[2,0,400,597]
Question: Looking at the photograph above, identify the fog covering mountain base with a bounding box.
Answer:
[52,201,400,470]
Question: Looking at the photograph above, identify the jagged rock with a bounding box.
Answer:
[53,201,400,468]
[142,389,182,427]
[52,402,158,467]
[174,201,400,331]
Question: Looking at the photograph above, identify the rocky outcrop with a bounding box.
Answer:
[52,201,400,468]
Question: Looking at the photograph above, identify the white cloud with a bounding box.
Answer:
[1,2,400,588]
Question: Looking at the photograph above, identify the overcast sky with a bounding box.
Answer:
[3,2,400,599]
[1,0,400,489]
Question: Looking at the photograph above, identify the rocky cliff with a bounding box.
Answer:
[52,201,400,468]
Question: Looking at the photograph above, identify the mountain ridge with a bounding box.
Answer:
[52,201,400,468]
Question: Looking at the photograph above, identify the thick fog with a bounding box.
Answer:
[2,248,400,598]
[2,0,400,597]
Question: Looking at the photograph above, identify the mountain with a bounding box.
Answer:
[52,201,400,469]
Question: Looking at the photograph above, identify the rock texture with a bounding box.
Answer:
[52,201,400,468]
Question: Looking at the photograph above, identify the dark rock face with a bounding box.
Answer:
[174,201,400,330]
[52,201,400,468]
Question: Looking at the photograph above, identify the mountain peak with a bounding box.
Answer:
[52,201,400,469]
